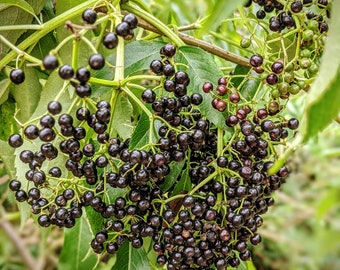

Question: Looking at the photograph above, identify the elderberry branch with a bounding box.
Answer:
[133,15,251,67]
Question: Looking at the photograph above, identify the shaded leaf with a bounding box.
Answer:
[302,0,340,142]
[129,112,151,150]
[11,66,41,123]
[0,140,16,179]
[0,0,39,21]
[230,64,250,88]
[113,241,151,270]
[0,78,11,105]
[177,46,225,128]
[161,160,186,192]
[111,93,134,141]
[0,97,17,140]
[172,167,191,195]
[58,212,98,270]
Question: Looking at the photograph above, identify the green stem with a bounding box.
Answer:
[72,39,80,70]
[0,0,99,69]
[122,75,163,84]
[217,127,224,157]
[121,86,152,119]
[0,35,41,65]
[189,171,218,195]
[89,77,120,87]
[0,25,43,31]
[122,2,185,47]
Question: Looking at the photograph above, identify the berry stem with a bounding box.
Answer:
[121,86,152,119]
[122,75,163,84]
[189,171,218,195]
[72,39,80,70]
[0,35,41,65]
[121,2,185,47]
[89,77,120,87]
[0,0,99,70]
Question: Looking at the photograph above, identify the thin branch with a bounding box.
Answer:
[0,217,37,270]
[136,17,251,68]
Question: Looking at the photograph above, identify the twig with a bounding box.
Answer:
[136,17,251,68]
[0,217,37,270]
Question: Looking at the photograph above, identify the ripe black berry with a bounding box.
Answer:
[291,1,303,13]
[123,13,138,29]
[75,84,92,98]
[58,65,74,80]
[150,60,163,74]
[82,9,97,24]
[161,43,176,57]
[10,69,25,84]
[89,54,105,70]
[43,55,59,71]
[47,101,62,115]
[9,180,21,191]
[288,118,299,130]
[8,134,23,148]
[250,54,263,67]
[76,67,91,83]
[116,22,131,36]
[103,32,118,49]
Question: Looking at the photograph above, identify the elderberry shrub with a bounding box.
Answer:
[5,1,329,268]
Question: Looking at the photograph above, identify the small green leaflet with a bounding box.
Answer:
[129,111,151,150]
[161,159,186,192]
[0,0,40,23]
[113,241,151,270]
[177,46,225,128]
[172,167,191,195]
[58,212,98,270]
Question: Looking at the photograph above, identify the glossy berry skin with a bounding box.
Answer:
[24,125,39,139]
[10,69,25,84]
[76,67,91,83]
[82,9,97,24]
[250,54,263,67]
[8,134,23,148]
[266,73,278,85]
[89,54,105,70]
[150,60,163,74]
[103,33,118,49]
[75,84,91,98]
[47,101,62,115]
[291,1,303,13]
[58,65,74,80]
[9,180,21,191]
[123,13,138,29]
[142,89,156,103]
[288,118,299,130]
[161,44,176,57]
[42,55,59,71]
[202,82,213,93]
[116,22,131,36]
[271,61,284,74]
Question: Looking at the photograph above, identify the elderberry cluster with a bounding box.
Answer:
[242,0,330,99]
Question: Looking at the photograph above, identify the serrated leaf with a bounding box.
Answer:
[58,211,98,270]
[161,160,186,192]
[113,241,151,270]
[124,41,166,75]
[301,0,340,142]
[111,93,134,141]
[266,33,296,61]
[129,112,151,150]
[0,78,11,105]
[177,46,225,128]
[231,65,250,88]
[11,66,41,123]
[172,167,191,195]
[0,97,17,140]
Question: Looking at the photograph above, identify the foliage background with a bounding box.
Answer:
[0,0,340,269]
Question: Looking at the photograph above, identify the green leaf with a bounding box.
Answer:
[113,241,151,270]
[0,97,17,140]
[172,167,191,195]
[129,112,151,150]
[0,0,39,22]
[111,93,134,141]
[11,66,41,123]
[0,140,16,179]
[316,188,340,220]
[240,72,260,100]
[302,0,340,142]
[0,78,11,105]
[177,46,225,128]
[198,0,242,37]
[161,160,186,192]
[230,64,250,88]
[58,212,98,270]
[266,33,296,61]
